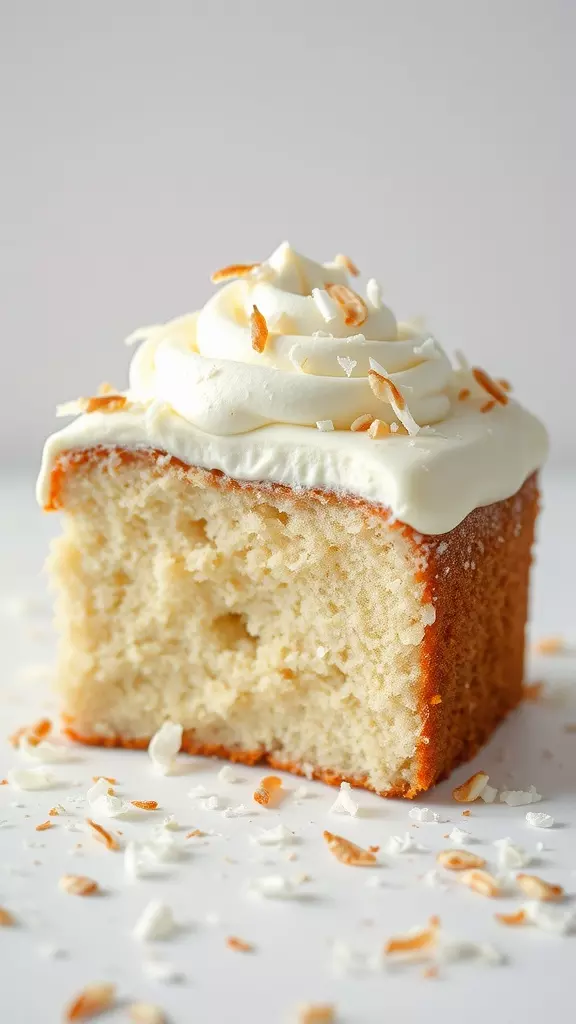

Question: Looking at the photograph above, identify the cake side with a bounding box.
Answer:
[45,446,539,797]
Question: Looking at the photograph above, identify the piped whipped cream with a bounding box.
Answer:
[37,243,548,534]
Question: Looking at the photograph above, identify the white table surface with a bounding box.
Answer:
[0,467,575,1024]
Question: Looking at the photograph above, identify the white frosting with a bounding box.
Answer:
[36,244,548,535]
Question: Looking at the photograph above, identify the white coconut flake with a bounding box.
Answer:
[480,784,498,804]
[408,807,442,823]
[421,868,447,890]
[385,832,427,855]
[86,778,130,819]
[413,336,441,360]
[366,278,382,310]
[251,824,295,847]
[493,837,530,870]
[448,827,472,845]
[222,804,249,818]
[438,940,505,966]
[337,356,357,377]
[161,815,180,831]
[312,288,338,323]
[143,959,185,984]
[499,785,542,807]
[248,875,300,899]
[523,901,576,934]
[200,795,220,811]
[217,765,238,784]
[293,785,310,801]
[331,940,376,977]
[316,419,334,432]
[133,900,177,942]
[526,811,554,829]
[288,344,307,372]
[7,767,56,791]
[330,781,359,817]
[187,784,208,799]
[148,721,183,776]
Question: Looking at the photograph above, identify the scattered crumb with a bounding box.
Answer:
[296,1004,335,1024]
[385,832,427,855]
[218,765,238,784]
[437,849,486,871]
[133,901,176,942]
[330,781,359,817]
[523,901,576,933]
[384,915,439,955]
[253,775,283,807]
[131,801,159,811]
[493,838,530,870]
[251,823,295,847]
[0,907,16,926]
[226,935,253,953]
[86,819,120,851]
[408,807,442,823]
[460,869,500,897]
[186,829,205,839]
[323,830,377,866]
[64,982,116,1021]
[422,965,439,979]
[495,909,527,927]
[452,771,489,803]
[526,811,554,829]
[35,820,53,832]
[533,636,565,655]
[523,681,545,701]
[447,827,472,845]
[7,767,56,791]
[516,873,564,902]
[92,776,117,785]
[59,874,99,896]
[499,786,541,807]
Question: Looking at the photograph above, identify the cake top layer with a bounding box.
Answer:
[37,243,548,535]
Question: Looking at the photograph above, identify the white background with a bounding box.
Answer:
[1,1,575,467]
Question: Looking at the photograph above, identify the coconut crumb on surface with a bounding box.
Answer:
[226,935,254,953]
[408,807,441,823]
[460,869,500,897]
[526,811,554,828]
[533,635,565,655]
[64,982,116,1021]
[59,875,99,896]
[131,800,159,811]
[323,830,377,866]
[253,775,283,807]
[523,681,545,701]
[35,820,53,832]
[0,907,16,926]
[499,786,541,807]
[133,901,176,942]
[447,826,472,845]
[493,838,530,870]
[296,1004,335,1024]
[384,916,439,955]
[452,771,490,803]
[495,909,527,927]
[437,850,486,871]
[330,781,359,817]
[516,874,564,902]
[86,819,120,851]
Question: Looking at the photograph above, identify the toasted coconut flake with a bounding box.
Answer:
[334,252,360,276]
[49,806,61,816]
[297,1005,335,1024]
[129,1003,165,1024]
[36,820,53,831]
[84,394,128,414]
[480,399,496,413]
[250,304,269,353]
[533,635,564,655]
[92,776,117,784]
[65,982,116,1021]
[437,849,486,871]
[226,935,253,953]
[462,809,471,817]
[472,366,508,405]
[368,369,405,410]
[9,717,52,748]
[350,413,374,432]
[461,868,500,898]
[516,873,564,902]
[323,830,377,866]
[186,829,205,838]
[211,262,260,283]
[367,418,390,439]
[131,800,158,811]
[429,694,442,705]
[253,775,282,807]
[59,874,99,897]
[495,909,527,926]
[86,818,120,851]
[452,771,490,803]
[384,916,440,955]
[96,381,118,396]
[497,378,512,392]
[423,965,439,979]
[325,283,368,327]
[458,387,471,401]
[0,907,15,926]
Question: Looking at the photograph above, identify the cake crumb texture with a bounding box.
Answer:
[47,448,538,797]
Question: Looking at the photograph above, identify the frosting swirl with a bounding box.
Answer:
[128,243,454,435]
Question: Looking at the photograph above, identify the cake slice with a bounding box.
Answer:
[37,244,547,797]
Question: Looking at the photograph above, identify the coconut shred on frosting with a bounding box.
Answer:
[37,243,548,535]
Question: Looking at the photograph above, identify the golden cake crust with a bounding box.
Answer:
[48,447,539,797]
